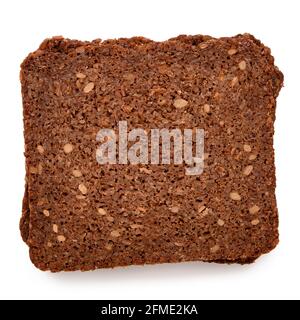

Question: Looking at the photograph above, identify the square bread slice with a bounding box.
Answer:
[20,34,283,271]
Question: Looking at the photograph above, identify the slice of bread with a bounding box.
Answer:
[20,34,283,271]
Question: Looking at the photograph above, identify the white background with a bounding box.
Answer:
[0,0,299,300]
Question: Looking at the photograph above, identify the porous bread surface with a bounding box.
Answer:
[20,34,283,271]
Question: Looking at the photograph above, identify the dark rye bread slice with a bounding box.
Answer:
[20,34,283,271]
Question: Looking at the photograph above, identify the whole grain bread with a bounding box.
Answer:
[20,34,283,271]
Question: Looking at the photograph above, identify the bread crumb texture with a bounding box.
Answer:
[20,34,283,271]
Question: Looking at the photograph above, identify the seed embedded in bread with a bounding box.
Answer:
[203,104,211,113]
[78,183,88,195]
[198,206,206,213]
[170,206,180,213]
[249,154,257,160]
[243,165,253,176]
[52,224,58,233]
[97,208,107,216]
[37,145,44,154]
[239,60,247,70]
[72,169,82,177]
[83,82,95,93]
[130,224,143,229]
[173,98,188,109]
[63,143,73,154]
[199,43,208,49]
[251,219,260,226]
[76,72,86,79]
[43,209,50,217]
[230,192,242,201]
[57,235,66,242]
[106,216,114,222]
[110,230,121,238]
[210,244,220,253]
[243,144,252,152]
[231,76,239,87]
[217,219,225,226]
[174,242,184,247]
[228,48,237,55]
[249,205,260,214]
[105,244,113,251]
